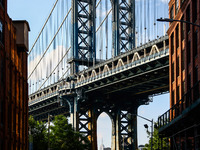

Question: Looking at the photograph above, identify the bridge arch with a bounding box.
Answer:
[90,70,97,78]
[132,52,141,62]
[97,112,112,149]
[79,74,86,82]
[116,59,125,68]
[103,64,110,73]
[149,45,160,55]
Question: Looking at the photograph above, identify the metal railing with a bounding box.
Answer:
[158,80,200,128]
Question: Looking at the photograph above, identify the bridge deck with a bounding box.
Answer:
[29,36,169,120]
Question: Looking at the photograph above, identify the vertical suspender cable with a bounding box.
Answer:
[144,0,146,43]
[154,0,156,39]
[100,1,103,60]
[147,0,149,41]
[156,0,158,38]
[140,0,142,45]
[106,0,108,59]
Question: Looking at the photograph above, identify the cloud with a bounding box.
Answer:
[28,45,70,87]
[161,0,169,3]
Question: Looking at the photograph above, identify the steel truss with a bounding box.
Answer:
[112,0,135,56]
[71,0,96,73]
[118,0,135,52]
[68,96,141,150]
[70,0,135,73]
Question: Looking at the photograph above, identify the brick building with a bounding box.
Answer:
[158,0,200,149]
[0,0,30,149]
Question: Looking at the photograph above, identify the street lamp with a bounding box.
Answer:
[136,114,153,150]
[129,113,153,150]
[157,17,200,28]
[128,113,153,150]
[48,114,53,150]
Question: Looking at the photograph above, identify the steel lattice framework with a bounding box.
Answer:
[29,35,169,149]
[70,0,96,73]
[70,0,135,74]
[118,0,135,53]
[28,0,170,149]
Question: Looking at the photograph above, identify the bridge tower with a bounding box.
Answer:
[70,0,96,74]
[112,0,135,56]
[70,0,135,74]
[69,0,136,149]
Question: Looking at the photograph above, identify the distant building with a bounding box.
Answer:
[158,0,200,149]
[138,145,146,150]
[99,138,105,150]
[0,0,30,149]
[104,147,111,150]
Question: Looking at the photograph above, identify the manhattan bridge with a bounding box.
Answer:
[28,0,169,149]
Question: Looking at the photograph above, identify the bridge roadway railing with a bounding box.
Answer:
[75,36,169,88]
[29,81,72,106]
[28,35,169,106]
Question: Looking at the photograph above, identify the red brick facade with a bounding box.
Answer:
[0,0,29,149]
[166,0,200,149]
[168,0,200,111]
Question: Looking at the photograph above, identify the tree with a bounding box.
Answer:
[29,116,48,150]
[144,122,169,150]
[49,115,91,150]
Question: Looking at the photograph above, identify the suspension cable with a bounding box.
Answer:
[59,66,70,81]
[28,0,59,55]
[96,0,102,8]
[38,46,71,91]
[96,8,112,32]
[28,8,72,79]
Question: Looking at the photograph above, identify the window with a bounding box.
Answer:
[177,56,179,77]
[172,63,174,82]
[176,25,179,48]
[188,73,191,89]
[182,80,185,94]
[0,20,3,44]
[194,67,198,83]
[0,0,3,7]
[194,30,198,57]
[175,0,179,14]
[0,58,3,85]
[171,33,174,55]
[177,86,180,101]
[0,139,3,150]
[187,41,191,64]
[186,6,190,33]
[0,99,3,126]
[182,49,185,71]
[172,90,174,105]
[194,67,199,100]
[181,16,185,41]
[170,5,174,19]
[193,0,197,22]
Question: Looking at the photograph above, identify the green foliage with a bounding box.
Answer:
[29,116,48,150]
[29,115,90,150]
[143,123,169,150]
[49,115,90,150]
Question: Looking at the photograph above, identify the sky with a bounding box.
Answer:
[8,0,170,149]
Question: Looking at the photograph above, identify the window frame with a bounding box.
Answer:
[0,20,3,45]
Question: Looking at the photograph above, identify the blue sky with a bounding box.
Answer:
[8,0,170,149]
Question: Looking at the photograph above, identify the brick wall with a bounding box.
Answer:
[0,0,29,149]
